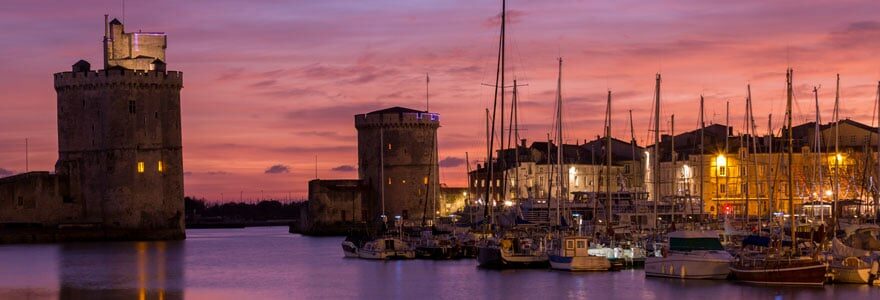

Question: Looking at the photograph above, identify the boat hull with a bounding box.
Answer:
[645,256,730,279]
[730,261,827,286]
[477,246,549,269]
[832,265,872,284]
[549,255,611,271]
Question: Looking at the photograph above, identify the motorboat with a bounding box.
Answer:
[357,237,415,260]
[645,231,732,279]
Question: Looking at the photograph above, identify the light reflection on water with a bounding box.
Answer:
[0,227,878,299]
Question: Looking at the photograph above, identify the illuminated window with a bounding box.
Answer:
[387,177,391,185]
[718,184,726,194]
[718,166,727,177]
[158,161,164,172]
[137,162,145,173]
[423,176,428,184]
[387,143,392,150]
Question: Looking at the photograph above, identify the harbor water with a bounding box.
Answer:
[1,226,878,299]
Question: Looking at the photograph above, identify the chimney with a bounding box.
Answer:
[520,139,526,148]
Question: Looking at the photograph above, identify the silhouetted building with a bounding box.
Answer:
[0,16,184,243]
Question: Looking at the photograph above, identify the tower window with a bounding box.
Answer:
[387,143,392,150]
[137,162,145,173]
[158,161,164,172]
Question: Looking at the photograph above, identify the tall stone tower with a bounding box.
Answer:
[52,16,184,239]
[355,107,440,224]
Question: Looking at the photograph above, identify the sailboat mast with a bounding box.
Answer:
[700,96,705,220]
[485,0,507,229]
[744,91,750,226]
[606,90,613,233]
[768,114,774,220]
[512,80,520,203]
[786,69,796,253]
[378,127,387,226]
[876,81,880,223]
[653,74,661,230]
[833,74,840,228]
[813,86,823,222]
[671,114,676,222]
[555,57,564,226]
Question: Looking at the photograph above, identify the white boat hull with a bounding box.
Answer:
[645,255,731,279]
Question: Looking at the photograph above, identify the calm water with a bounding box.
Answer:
[1,227,878,299]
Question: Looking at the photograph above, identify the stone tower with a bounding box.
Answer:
[355,107,440,224]
[53,16,184,239]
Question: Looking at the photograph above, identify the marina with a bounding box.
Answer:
[2,227,878,299]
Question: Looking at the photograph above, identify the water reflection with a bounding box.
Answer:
[58,241,185,299]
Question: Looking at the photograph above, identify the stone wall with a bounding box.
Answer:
[292,179,367,236]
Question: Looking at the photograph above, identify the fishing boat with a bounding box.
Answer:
[830,256,879,284]
[358,237,416,260]
[549,235,611,271]
[645,231,732,279]
[477,233,549,268]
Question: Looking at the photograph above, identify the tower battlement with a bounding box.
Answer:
[354,110,440,129]
[54,69,182,89]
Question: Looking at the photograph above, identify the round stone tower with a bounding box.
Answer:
[355,107,440,224]
[51,17,184,240]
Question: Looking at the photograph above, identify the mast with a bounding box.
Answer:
[466,151,472,224]
[630,109,638,228]
[653,73,661,230]
[876,81,880,223]
[512,80,520,203]
[786,68,796,253]
[555,57,564,226]
[484,108,491,229]
[699,96,705,221]
[768,114,774,220]
[485,0,507,230]
[671,114,676,223]
[380,127,386,220]
[833,74,840,229]
[605,90,613,234]
[748,85,760,226]
[813,86,823,221]
[744,90,751,226]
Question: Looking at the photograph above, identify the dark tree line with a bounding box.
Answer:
[185,197,304,221]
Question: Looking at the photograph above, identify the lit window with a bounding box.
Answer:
[158,161,164,172]
[718,166,727,177]
[387,144,392,150]
[718,184,726,194]
[423,176,428,184]
[387,177,392,185]
[137,162,145,173]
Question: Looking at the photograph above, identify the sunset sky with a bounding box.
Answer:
[3,0,880,202]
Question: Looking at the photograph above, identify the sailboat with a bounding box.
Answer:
[549,89,612,272]
[729,69,827,285]
[476,0,550,269]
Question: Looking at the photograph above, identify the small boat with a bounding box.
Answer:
[645,231,732,279]
[358,237,415,260]
[477,235,549,269]
[549,235,611,271]
[730,253,827,286]
[831,256,879,285]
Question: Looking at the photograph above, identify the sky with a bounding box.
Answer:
[2,0,880,202]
